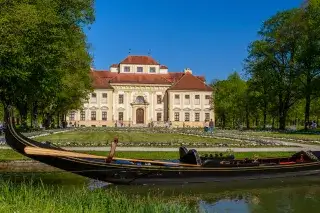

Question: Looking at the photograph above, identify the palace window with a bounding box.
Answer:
[124,66,130,72]
[119,94,124,104]
[69,112,75,121]
[185,112,190,122]
[205,113,210,122]
[137,67,143,72]
[102,93,108,103]
[157,95,162,104]
[195,113,200,122]
[174,112,180,121]
[157,113,161,121]
[174,94,180,105]
[91,93,97,103]
[80,111,85,121]
[205,95,211,105]
[102,111,107,121]
[195,95,200,105]
[184,95,190,105]
[91,111,96,121]
[149,67,156,73]
[118,112,123,121]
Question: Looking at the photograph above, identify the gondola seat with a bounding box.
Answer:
[180,149,202,165]
[179,146,188,159]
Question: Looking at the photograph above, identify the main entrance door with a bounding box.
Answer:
[136,108,144,124]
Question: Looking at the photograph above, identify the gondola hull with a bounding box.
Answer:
[4,109,320,185]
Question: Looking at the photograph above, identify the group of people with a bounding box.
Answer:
[0,122,4,135]
[306,121,317,129]
[204,119,214,133]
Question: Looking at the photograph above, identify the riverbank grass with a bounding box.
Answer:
[0,180,194,213]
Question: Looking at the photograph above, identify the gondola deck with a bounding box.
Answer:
[4,107,320,185]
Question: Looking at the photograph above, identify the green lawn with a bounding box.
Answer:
[0,149,295,161]
[33,130,238,146]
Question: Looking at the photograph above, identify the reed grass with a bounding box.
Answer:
[0,179,196,213]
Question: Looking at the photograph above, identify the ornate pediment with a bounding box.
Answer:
[89,106,98,110]
[155,108,163,111]
[183,108,191,111]
[101,106,109,110]
[204,108,211,111]
[194,108,201,111]
[118,107,125,111]
[173,107,181,111]
[131,95,149,105]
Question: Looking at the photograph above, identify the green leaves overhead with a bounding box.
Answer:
[0,0,94,127]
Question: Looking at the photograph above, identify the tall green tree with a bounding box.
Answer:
[295,0,320,129]
[245,9,303,130]
[0,0,94,127]
[213,72,247,129]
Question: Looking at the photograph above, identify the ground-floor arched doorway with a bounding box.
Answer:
[136,108,144,124]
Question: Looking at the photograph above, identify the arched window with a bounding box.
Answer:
[135,96,146,104]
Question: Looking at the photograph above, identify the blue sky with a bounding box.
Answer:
[84,0,302,82]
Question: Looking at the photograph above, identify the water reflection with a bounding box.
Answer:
[114,177,320,213]
[2,172,320,212]
[200,199,250,213]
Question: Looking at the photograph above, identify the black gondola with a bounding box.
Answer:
[4,107,320,185]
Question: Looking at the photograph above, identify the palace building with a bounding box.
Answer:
[66,55,214,127]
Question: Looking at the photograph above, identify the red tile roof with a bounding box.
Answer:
[120,55,160,65]
[90,71,114,89]
[168,72,212,91]
[110,73,171,84]
[110,64,119,68]
[90,70,212,91]
[160,65,168,69]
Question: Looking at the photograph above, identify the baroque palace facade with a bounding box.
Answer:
[66,55,214,127]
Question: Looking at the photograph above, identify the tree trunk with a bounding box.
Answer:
[222,114,226,129]
[279,111,287,130]
[57,113,60,128]
[32,102,38,128]
[304,83,311,130]
[278,94,286,130]
[272,117,275,129]
[245,105,250,129]
[17,103,28,129]
[263,109,267,129]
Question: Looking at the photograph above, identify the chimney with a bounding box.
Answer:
[184,68,192,74]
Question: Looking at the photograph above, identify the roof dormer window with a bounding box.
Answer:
[137,67,143,73]
[124,66,130,72]
[149,67,156,73]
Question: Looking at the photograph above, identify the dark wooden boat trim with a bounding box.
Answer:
[4,106,320,185]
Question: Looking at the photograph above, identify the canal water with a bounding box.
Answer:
[1,172,320,213]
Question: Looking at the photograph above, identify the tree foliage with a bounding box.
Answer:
[0,0,94,129]
[214,2,320,130]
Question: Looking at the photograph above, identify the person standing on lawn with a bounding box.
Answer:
[209,119,214,134]
[105,137,119,163]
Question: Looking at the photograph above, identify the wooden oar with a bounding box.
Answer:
[24,147,201,167]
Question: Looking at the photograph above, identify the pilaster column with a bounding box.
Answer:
[113,92,116,121]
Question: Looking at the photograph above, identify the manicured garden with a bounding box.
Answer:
[29,127,297,148]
